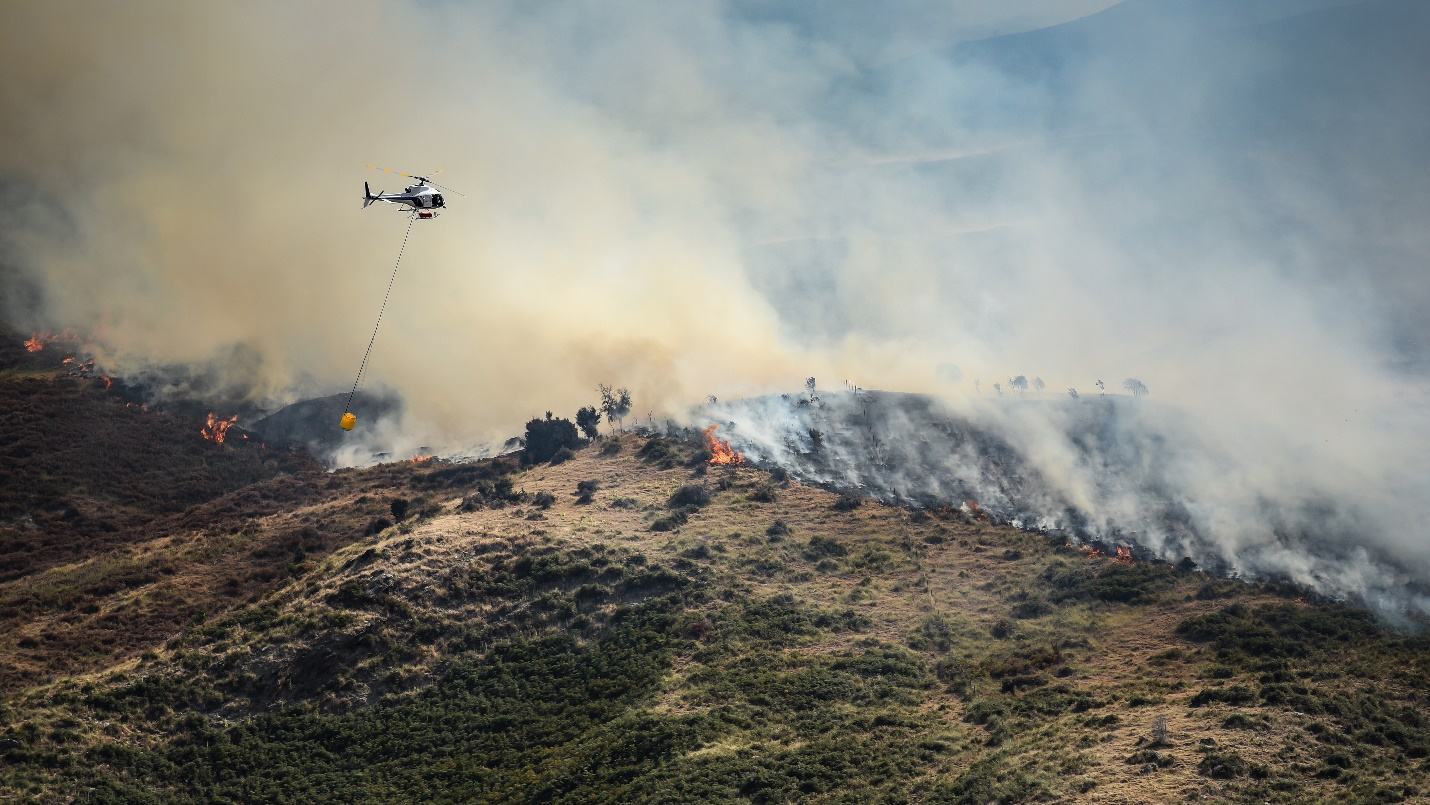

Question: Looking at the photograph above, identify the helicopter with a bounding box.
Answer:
[361,164,464,219]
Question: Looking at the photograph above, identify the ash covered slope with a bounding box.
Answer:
[1,429,1427,803]
[710,390,1429,618]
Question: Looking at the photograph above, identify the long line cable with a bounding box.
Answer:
[345,212,417,415]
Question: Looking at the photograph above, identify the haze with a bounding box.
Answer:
[2,1,1428,615]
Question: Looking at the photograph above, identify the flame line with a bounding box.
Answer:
[345,212,417,415]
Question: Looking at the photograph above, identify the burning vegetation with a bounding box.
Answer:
[703,424,745,466]
[201,413,239,444]
[22,329,80,353]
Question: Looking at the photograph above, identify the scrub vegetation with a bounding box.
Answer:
[2,337,1428,803]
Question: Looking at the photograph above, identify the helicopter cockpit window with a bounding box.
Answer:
[434,194,444,206]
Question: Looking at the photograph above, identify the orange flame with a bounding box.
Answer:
[703,424,745,466]
[1113,544,1135,564]
[201,413,238,444]
[407,454,433,463]
[23,329,79,352]
[99,375,112,389]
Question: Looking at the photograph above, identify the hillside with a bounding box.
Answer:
[1,344,1428,803]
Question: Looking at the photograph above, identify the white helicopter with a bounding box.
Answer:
[361,164,464,219]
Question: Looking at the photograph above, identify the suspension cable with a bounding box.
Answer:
[345,212,417,415]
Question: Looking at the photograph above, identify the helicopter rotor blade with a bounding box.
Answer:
[362,163,416,179]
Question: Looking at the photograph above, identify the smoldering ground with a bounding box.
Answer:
[2,1,1429,616]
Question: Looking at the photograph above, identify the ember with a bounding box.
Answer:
[201,413,238,444]
[703,424,745,466]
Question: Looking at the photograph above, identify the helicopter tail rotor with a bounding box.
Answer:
[362,181,380,209]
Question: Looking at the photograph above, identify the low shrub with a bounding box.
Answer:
[747,483,777,503]
[667,484,711,509]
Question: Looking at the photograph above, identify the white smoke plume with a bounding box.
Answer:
[2,1,1429,615]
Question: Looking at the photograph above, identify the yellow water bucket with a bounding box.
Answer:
[340,412,357,431]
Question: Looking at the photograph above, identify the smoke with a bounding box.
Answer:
[3,2,1429,614]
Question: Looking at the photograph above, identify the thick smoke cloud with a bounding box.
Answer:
[2,1,1429,615]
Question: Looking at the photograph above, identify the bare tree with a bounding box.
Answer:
[993,382,1002,396]
[974,378,981,394]
[1095,379,1105,396]
[1067,388,1079,399]
[805,376,817,396]
[1032,377,1046,394]
[1123,378,1149,399]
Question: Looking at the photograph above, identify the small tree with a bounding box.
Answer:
[576,406,601,439]
[974,378,981,394]
[598,384,633,432]
[524,412,581,464]
[1123,378,1149,399]
[1010,375,1029,395]
[1032,377,1046,394]
[805,377,817,398]
[1067,388,1079,399]
[993,382,1002,396]
[1095,379,1105,395]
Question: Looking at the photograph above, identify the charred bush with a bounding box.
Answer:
[365,516,392,535]
[575,479,598,504]
[831,493,862,511]
[533,491,557,510]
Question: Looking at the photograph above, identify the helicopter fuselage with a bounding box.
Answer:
[362,181,445,212]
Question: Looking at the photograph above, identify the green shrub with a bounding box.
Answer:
[667,484,712,509]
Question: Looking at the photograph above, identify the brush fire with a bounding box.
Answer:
[201,413,238,444]
[23,329,79,352]
[703,424,745,466]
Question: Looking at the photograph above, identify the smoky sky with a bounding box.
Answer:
[3,1,1430,609]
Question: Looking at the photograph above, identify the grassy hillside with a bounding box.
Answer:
[1,352,1428,802]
